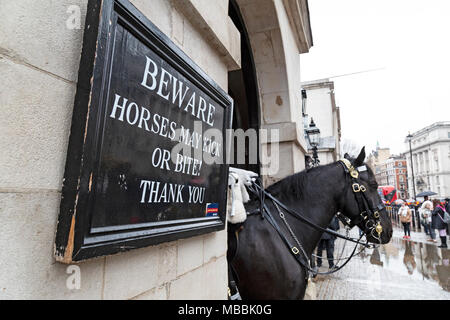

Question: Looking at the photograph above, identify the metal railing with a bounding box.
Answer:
[387,204,422,231]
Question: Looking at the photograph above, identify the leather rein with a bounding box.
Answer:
[243,159,385,278]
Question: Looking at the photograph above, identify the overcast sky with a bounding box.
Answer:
[300,0,450,156]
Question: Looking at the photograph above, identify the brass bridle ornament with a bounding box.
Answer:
[339,159,384,240]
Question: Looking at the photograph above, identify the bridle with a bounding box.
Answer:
[227,159,387,298]
[337,159,385,241]
[237,159,386,277]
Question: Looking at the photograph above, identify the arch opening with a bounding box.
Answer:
[228,0,261,175]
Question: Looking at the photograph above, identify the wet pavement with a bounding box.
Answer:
[311,225,450,300]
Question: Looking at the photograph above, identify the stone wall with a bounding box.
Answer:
[0,0,236,299]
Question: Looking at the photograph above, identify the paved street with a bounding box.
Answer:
[311,225,450,300]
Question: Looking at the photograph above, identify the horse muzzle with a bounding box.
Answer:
[365,209,392,244]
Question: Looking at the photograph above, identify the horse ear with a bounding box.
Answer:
[354,146,366,166]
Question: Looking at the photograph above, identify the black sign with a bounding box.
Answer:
[55,0,233,262]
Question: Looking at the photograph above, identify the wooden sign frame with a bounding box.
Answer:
[55,0,233,263]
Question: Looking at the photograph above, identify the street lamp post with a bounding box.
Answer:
[305,118,321,272]
[306,118,321,168]
[406,133,416,200]
[301,89,307,117]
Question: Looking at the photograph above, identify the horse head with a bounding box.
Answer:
[337,147,393,244]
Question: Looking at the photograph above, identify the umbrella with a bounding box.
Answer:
[416,191,437,197]
[394,199,404,205]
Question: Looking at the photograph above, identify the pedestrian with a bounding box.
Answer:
[445,198,450,216]
[399,203,412,239]
[432,199,448,248]
[316,215,340,270]
[418,199,429,235]
[420,196,436,242]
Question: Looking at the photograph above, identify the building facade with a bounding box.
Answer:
[367,145,391,185]
[0,0,313,299]
[403,121,450,200]
[368,144,409,200]
[301,79,341,165]
[376,162,388,187]
[385,157,408,199]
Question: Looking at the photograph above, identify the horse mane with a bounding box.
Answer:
[265,162,339,200]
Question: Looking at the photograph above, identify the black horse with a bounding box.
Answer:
[227,147,393,299]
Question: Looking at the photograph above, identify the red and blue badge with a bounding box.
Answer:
[205,203,219,217]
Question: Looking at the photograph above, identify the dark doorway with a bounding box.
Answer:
[228,0,260,175]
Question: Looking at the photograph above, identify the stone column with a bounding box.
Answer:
[237,0,310,185]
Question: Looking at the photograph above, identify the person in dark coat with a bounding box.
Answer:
[316,215,340,269]
[432,199,448,248]
[445,198,450,216]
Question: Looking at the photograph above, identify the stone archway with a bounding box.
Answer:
[234,0,312,185]
[228,0,261,175]
[237,0,292,124]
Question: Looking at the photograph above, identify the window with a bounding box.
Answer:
[413,154,418,170]
[433,149,439,171]
[425,150,430,173]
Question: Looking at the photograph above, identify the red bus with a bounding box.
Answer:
[377,185,397,204]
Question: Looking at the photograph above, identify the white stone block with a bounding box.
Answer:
[239,0,279,34]
[132,284,168,300]
[250,30,284,66]
[257,61,289,95]
[182,19,228,90]
[169,266,204,300]
[169,256,227,300]
[190,0,229,42]
[171,6,185,47]
[200,256,228,300]
[261,142,295,184]
[0,192,104,299]
[173,0,241,71]
[203,230,227,264]
[103,242,177,300]
[0,0,87,82]
[0,58,75,191]
[176,235,204,276]
[261,91,291,124]
[130,0,172,36]
[227,17,242,67]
